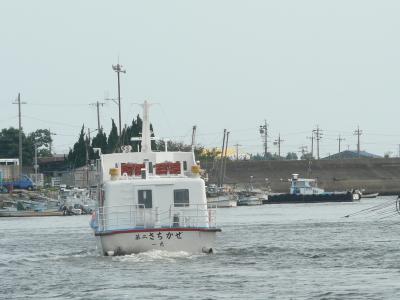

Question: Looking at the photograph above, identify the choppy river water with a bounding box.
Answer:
[1,196,400,299]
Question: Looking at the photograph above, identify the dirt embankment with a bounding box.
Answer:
[201,158,400,195]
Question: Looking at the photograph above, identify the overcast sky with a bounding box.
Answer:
[1,1,400,157]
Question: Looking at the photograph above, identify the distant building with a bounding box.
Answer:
[323,150,381,160]
[38,155,68,176]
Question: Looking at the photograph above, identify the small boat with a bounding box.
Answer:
[206,184,237,208]
[0,199,64,217]
[265,174,361,204]
[208,195,237,208]
[0,210,64,217]
[90,101,221,256]
[361,192,379,199]
[237,195,262,206]
[237,189,266,206]
[59,187,96,214]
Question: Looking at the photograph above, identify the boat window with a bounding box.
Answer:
[174,189,189,207]
[183,161,187,171]
[138,190,152,208]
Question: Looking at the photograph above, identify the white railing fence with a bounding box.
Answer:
[94,203,217,231]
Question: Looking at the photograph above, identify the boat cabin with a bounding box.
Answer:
[94,101,214,233]
[289,174,325,195]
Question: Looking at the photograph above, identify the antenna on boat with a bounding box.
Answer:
[191,125,197,151]
[140,100,153,153]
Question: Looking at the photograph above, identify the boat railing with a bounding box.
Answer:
[94,203,217,232]
[96,204,146,231]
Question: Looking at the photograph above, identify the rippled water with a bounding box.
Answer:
[1,197,400,299]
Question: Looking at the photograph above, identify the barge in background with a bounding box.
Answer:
[264,174,361,204]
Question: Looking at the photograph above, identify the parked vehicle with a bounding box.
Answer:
[1,175,36,191]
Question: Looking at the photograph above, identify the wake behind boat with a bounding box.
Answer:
[90,101,221,256]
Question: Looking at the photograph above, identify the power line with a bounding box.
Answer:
[23,115,82,128]
[354,125,363,157]
[27,103,89,107]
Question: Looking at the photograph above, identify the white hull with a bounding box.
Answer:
[95,228,219,255]
[207,198,237,208]
[238,197,262,206]
[361,193,379,199]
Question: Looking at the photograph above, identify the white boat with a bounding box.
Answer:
[237,188,266,206]
[361,192,379,199]
[59,187,96,214]
[207,195,237,208]
[90,101,221,256]
[237,195,263,206]
[206,184,237,208]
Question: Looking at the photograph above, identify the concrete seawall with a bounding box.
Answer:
[201,158,400,195]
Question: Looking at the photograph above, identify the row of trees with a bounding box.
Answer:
[250,152,314,160]
[67,115,222,168]
[0,128,53,164]
[0,120,314,170]
[68,116,138,168]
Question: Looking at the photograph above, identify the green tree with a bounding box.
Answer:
[286,152,298,160]
[67,125,87,168]
[27,129,53,157]
[250,152,275,160]
[107,119,119,153]
[0,127,20,159]
[0,127,33,164]
[91,129,107,157]
[135,115,143,152]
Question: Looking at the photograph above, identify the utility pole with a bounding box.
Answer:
[112,63,126,136]
[12,93,27,177]
[337,135,345,157]
[274,134,284,158]
[299,145,308,158]
[191,125,197,150]
[90,101,105,132]
[86,128,91,187]
[218,129,227,187]
[234,143,242,161]
[48,129,56,155]
[221,131,230,187]
[34,143,38,186]
[353,125,363,157]
[307,133,314,159]
[259,120,268,160]
[313,126,323,159]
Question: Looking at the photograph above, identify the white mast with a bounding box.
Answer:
[141,100,152,153]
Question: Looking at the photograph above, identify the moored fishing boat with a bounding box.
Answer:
[207,194,237,208]
[206,184,237,208]
[236,188,267,206]
[90,101,221,256]
[264,174,361,204]
[361,192,379,199]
